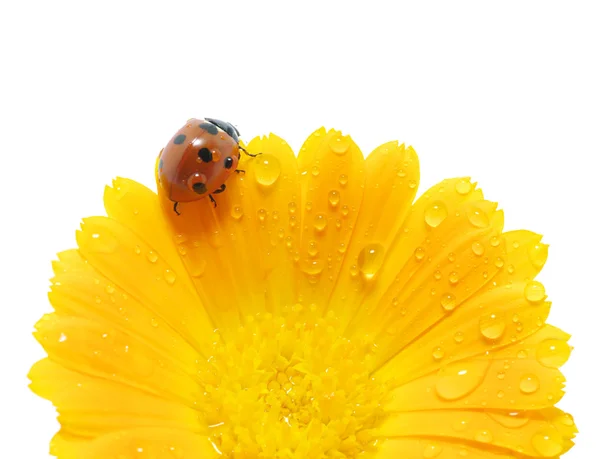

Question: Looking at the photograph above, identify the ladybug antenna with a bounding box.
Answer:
[239,145,261,157]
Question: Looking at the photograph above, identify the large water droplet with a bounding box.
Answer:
[472,241,485,256]
[528,242,549,269]
[254,154,281,188]
[479,312,506,340]
[231,206,244,220]
[147,250,159,263]
[164,269,176,285]
[435,360,490,400]
[425,201,448,228]
[432,347,445,361]
[314,214,327,232]
[455,179,472,195]
[301,259,324,276]
[329,134,351,155]
[440,293,456,311]
[357,243,385,281]
[532,429,564,457]
[341,205,350,217]
[525,281,545,303]
[467,206,489,228]
[519,374,540,394]
[536,339,570,368]
[328,190,340,208]
[414,246,426,261]
[448,272,459,285]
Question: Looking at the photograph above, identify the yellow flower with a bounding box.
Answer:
[30,127,577,458]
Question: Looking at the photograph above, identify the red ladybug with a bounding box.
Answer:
[157,118,258,214]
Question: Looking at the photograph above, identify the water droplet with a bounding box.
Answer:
[134,245,141,255]
[339,174,348,186]
[448,252,456,262]
[301,259,324,276]
[147,251,158,263]
[341,205,350,217]
[337,243,346,254]
[358,243,385,281]
[525,281,545,303]
[164,269,176,285]
[425,201,448,228]
[396,169,406,178]
[329,134,351,155]
[489,411,529,428]
[311,165,320,177]
[507,264,515,274]
[519,374,540,394]
[536,339,570,368]
[434,270,442,280]
[440,293,457,311]
[85,230,119,254]
[448,272,459,285]
[453,419,468,432]
[288,202,297,215]
[254,154,281,187]
[308,240,318,257]
[423,443,442,458]
[231,206,244,220]
[494,257,504,268]
[432,347,445,360]
[150,317,159,328]
[349,264,359,278]
[490,235,501,247]
[257,208,267,223]
[517,349,528,359]
[467,206,489,228]
[314,214,327,232]
[408,180,417,189]
[328,190,340,208]
[472,241,484,256]
[528,242,549,269]
[435,360,490,400]
[455,179,472,195]
[414,247,426,261]
[454,331,464,343]
[191,259,207,278]
[105,285,115,294]
[475,430,493,443]
[532,429,564,457]
[305,201,313,212]
[289,215,297,229]
[479,313,506,340]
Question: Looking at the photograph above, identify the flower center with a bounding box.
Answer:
[196,306,387,457]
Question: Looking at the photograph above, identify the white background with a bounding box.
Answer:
[1,1,598,457]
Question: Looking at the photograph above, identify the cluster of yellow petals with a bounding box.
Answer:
[30,127,576,458]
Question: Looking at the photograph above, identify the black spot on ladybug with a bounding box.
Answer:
[199,123,218,135]
[206,118,240,143]
[224,157,234,169]
[198,148,212,162]
[174,134,186,144]
[192,182,207,194]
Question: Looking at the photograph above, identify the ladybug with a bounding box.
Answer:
[157,118,259,214]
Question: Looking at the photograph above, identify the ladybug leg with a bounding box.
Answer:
[209,194,217,207]
[173,202,181,215]
[213,184,226,194]
[239,145,261,157]
[235,169,245,174]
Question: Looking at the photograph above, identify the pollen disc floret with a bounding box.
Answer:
[198,307,387,457]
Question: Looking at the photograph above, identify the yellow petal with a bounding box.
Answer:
[377,407,576,457]
[386,325,570,411]
[328,141,420,325]
[29,359,202,438]
[50,427,216,459]
[296,127,366,309]
[377,437,523,458]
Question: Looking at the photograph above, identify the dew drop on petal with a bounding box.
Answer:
[328,190,340,208]
[314,214,327,232]
[520,374,540,394]
[472,241,484,256]
[164,269,176,285]
[341,205,350,217]
[448,272,459,285]
[467,206,489,228]
[479,313,506,340]
[536,339,570,368]
[146,250,158,263]
[532,429,564,457]
[424,201,448,228]
[488,411,529,428]
[455,179,472,195]
[432,347,445,361]
[440,293,457,311]
[525,281,546,303]
[475,430,493,443]
[528,242,549,268]
[257,208,267,223]
[301,259,324,276]
[311,165,320,177]
[490,235,501,247]
[358,243,385,281]
[254,154,281,188]
[339,174,348,186]
[329,134,351,155]
[435,360,490,400]
[308,240,318,257]
[231,206,244,220]
[423,443,442,458]
[86,230,119,254]
[288,202,297,215]
[191,259,207,278]
[414,247,426,261]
